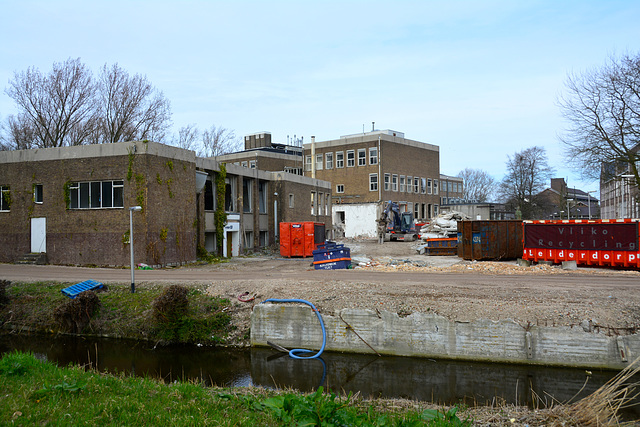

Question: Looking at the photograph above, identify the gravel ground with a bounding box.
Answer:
[204,238,640,347]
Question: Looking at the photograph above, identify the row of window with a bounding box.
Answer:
[0,181,125,212]
[305,147,378,171]
[333,174,445,195]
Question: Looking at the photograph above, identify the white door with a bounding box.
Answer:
[31,217,46,253]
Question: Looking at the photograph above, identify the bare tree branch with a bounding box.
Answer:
[456,168,496,202]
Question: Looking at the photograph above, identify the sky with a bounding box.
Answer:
[1,0,639,197]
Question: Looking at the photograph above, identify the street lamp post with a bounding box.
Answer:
[129,206,142,293]
[566,199,574,220]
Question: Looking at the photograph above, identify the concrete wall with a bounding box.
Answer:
[332,203,377,238]
[252,304,640,369]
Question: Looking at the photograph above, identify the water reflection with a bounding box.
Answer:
[0,333,626,408]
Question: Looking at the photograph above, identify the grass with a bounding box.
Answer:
[0,351,472,426]
[0,281,232,345]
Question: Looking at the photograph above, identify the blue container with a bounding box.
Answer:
[313,259,351,270]
[312,242,351,270]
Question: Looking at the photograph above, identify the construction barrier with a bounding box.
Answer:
[522,219,640,268]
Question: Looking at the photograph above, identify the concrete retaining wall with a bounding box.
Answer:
[251,303,640,369]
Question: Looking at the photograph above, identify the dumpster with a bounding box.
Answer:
[423,237,457,256]
[522,219,640,268]
[458,220,523,260]
[279,222,326,257]
[312,241,351,270]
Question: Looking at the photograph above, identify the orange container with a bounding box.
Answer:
[279,222,326,258]
[522,219,640,268]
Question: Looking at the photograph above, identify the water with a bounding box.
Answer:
[0,333,632,409]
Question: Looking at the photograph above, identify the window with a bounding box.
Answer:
[318,193,324,215]
[448,181,453,193]
[325,196,330,216]
[225,176,236,212]
[0,186,9,211]
[245,231,253,248]
[284,167,303,175]
[384,174,390,191]
[407,176,412,193]
[311,191,316,215]
[243,178,252,213]
[336,184,344,193]
[399,175,405,192]
[358,149,366,166]
[289,194,294,208]
[241,161,248,168]
[68,180,123,209]
[414,202,419,220]
[305,155,312,171]
[434,204,439,215]
[259,231,269,247]
[369,174,378,191]
[369,147,378,165]
[258,181,267,214]
[336,151,344,168]
[325,152,333,169]
[434,179,439,195]
[204,180,214,211]
[392,174,398,191]
[414,177,419,193]
[426,178,431,194]
[34,184,43,204]
[347,150,355,167]
[249,160,256,169]
[315,154,323,170]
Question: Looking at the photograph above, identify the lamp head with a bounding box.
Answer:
[130,206,142,212]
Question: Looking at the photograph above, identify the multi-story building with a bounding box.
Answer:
[438,174,465,206]
[538,178,600,220]
[305,130,442,237]
[0,140,331,266]
[600,157,639,219]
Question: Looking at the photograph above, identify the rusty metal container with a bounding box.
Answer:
[457,220,523,261]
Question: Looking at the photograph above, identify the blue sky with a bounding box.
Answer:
[1,0,639,196]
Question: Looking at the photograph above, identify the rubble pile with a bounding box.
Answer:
[420,211,469,240]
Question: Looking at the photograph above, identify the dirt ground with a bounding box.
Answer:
[203,238,640,346]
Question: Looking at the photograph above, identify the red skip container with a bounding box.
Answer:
[522,219,640,268]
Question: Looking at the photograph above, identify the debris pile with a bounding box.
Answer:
[420,211,469,240]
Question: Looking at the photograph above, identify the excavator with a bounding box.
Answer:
[377,201,418,242]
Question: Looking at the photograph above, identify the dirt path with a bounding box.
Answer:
[3,239,640,341]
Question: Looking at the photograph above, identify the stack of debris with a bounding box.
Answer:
[420,211,470,240]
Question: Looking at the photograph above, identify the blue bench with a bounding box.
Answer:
[61,280,103,298]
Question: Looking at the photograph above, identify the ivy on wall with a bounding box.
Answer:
[214,163,227,256]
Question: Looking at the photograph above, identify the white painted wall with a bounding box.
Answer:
[332,203,378,238]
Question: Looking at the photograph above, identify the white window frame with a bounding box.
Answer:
[369,173,378,192]
[434,179,439,195]
[369,147,378,165]
[311,191,316,215]
[427,178,431,194]
[305,155,312,171]
[0,186,10,211]
[315,154,323,171]
[336,151,344,168]
[249,160,256,169]
[68,180,124,210]
[407,176,412,193]
[325,152,333,170]
[336,184,344,193]
[347,150,355,167]
[399,175,405,193]
[358,148,366,166]
[241,161,248,168]
[34,184,43,204]
[392,174,398,192]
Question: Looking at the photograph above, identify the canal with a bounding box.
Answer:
[0,333,632,410]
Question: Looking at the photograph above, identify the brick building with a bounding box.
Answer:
[218,129,449,238]
[0,141,331,266]
[305,130,443,237]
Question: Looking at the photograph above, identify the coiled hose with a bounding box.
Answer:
[261,298,326,359]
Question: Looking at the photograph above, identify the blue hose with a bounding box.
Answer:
[262,298,326,359]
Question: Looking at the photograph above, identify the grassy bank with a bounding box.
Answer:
[0,280,235,346]
[0,351,471,426]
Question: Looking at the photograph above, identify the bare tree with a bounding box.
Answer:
[558,52,640,185]
[95,63,172,143]
[4,58,96,148]
[456,168,496,202]
[201,125,240,157]
[498,146,554,219]
[171,124,200,151]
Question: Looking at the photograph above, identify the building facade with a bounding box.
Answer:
[304,130,442,237]
[0,141,331,266]
[600,158,639,219]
